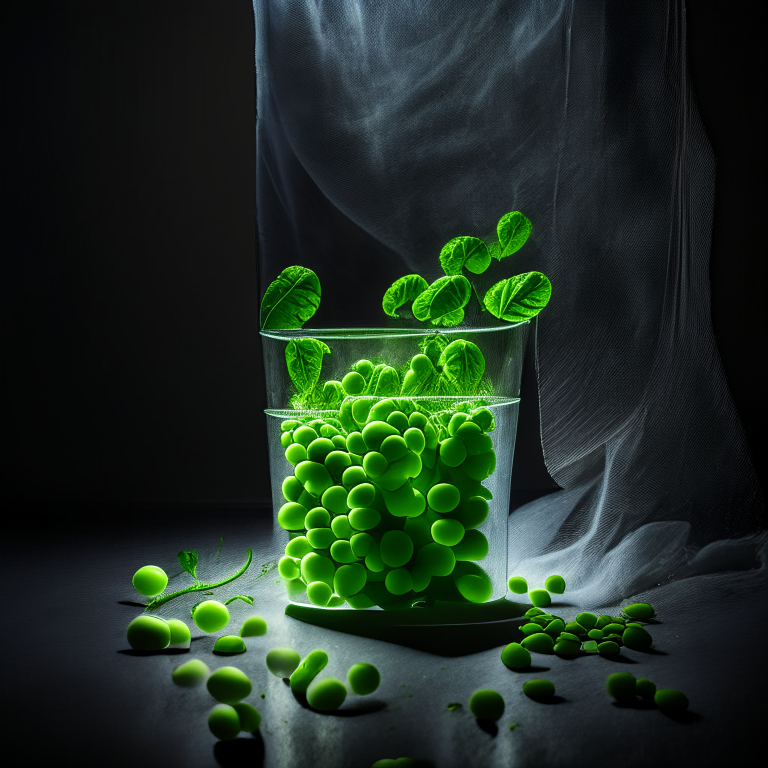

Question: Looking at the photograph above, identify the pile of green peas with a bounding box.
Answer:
[277,396,499,608]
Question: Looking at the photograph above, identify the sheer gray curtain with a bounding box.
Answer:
[253,0,764,605]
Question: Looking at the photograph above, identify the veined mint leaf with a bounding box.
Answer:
[285,338,330,396]
[412,275,471,326]
[177,550,199,583]
[484,272,551,322]
[260,265,321,330]
[437,340,485,393]
[440,236,492,276]
[497,212,532,259]
[382,274,429,318]
[419,334,448,364]
[431,308,464,327]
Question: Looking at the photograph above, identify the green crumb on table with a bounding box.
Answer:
[206,666,252,704]
[260,692,266,698]
[523,679,555,700]
[132,565,168,597]
[239,616,268,637]
[266,647,301,678]
[192,600,231,633]
[528,588,551,607]
[606,672,636,701]
[469,689,505,721]
[213,635,247,654]
[171,659,211,687]
[446,702,462,711]
[543,574,566,594]
[508,722,518,731]
[655,689,689,714]
[508,576,528,594]
[347,663,381,695]
[126,616,171,651]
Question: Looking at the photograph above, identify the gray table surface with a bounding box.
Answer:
[8,509,766,768]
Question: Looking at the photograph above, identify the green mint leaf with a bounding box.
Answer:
[177,550,199,583]
[412,275,471,325]
[224,595,254,606]
[365,364,400,397]
[439,236,491,276]
[484,271,552,322]
[400,355,437,397]
[260,265,321,330]
[382,274,429,318]
[497,212,532,258]
[320,380,345,409]
[285,338,331,396]
[418,335,448,364]
[487,242,502,261]
[437,340,486,393]
[430,308,464,327]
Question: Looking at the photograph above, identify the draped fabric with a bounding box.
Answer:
[253,0,765,605]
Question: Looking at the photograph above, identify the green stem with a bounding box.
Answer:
[144,549,253,612]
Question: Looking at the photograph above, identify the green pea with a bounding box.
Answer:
[523,679,555,699]
[342,466,368,488]
[321,485,348,515]
[452,496,489,529]
[342,371,366,395]
[598,641,620,656]
[365,548,386,573]
[266,647,301,678]
[348,509,380,533]
[280,431,293,449]
[462,450,496,481]
[603,623,624,635]
[307,581,333,606]
[300,552,335,587]
[622,602,655,620]
[363,451,388,478]
[596,615,613,629]
[544,574,566,594]
[554,639,581,656]
[325,450,352,479]
[402,427,425,455]
[544,618,565,637]
[348,482,376,509]
[332,435,347,449]
[208,704,240,741]
[416,542,456,576]
[469,689,505,721]
[623,626,652,651]
[132,565,168,597]
[431,518,465,547]
[334,563,367,597]
[439,437,468,468]
[454,571,493,603]
[295,460,333,497]
[582,640,599,654]
[126,616,170,650]
[470,407,495,431]
[346,431,368,455]
[347,662,380,695]
[193,601,230,633]
[305,507,330,529]
[239,616,267,637]
[521,633,554,654]
[606,672,636,701]
[306,437,335,464]
[564,622,587,636]
[588,628,604,640]
[361,420,400,452]
[214,635,247,654]
[330,540,358,564]
[307,528,335,549]
[385,568,413,595]
[278,556,301,580]
[380,530,414,568]
[446,412,467,436]
[508,576,528,594]
[290,650,329,694]
[285,536,312,559]
[426,483,460,514]
[232,702,261,733]
[167,619,191,649]
[285,443,308,465]
[350,532,374,558]
[501,642,531,669]
[297,489,316,509]
[207,666,252,704]
[307,677,347,711]
[528,589,551,608]
[281,419,301,432]
[524,607,545,618]
[520,623,541,636]
[406,411,427,430]
[379,435,409,464]
[636,678,657,699]
[331,515,353,540]
[385,410,408,433]
[559,632,580,643]
[172,658,210,687]
[575,612,597,630]
[277,502,307,531]
[292,425,318,446]
[282,476,303,503]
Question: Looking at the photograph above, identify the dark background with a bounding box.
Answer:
[2,1,765,515]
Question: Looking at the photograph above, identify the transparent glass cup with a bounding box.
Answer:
[260,323,530,610]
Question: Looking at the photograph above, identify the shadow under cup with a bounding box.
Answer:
[260,323,530,610]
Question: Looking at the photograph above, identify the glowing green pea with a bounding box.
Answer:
[347,663,380,695]
[501,642,531,669]
[126,616,170,651]
[523,679,555,699]
[277,502,307,531]
[596,615,613,629]
[416,542,456,576]
[439,437,468,468]
[342,371,366,395]
[454,566,493,603]
[193,601,230,633]
[232,702,261,733]
[431,518,465,547]
[544,619,565,637]
[332,435,347,449]
[408,411,428,429]
[362,421,400,452]
[636,678,657,699]
[266,647,301,678]
[305,507,330,529]
[553,639,581,656]
[544,575,566,594]
[606,672,637,701]
[208,704,240,741]
[300,552,335,587]
[521,633,554,654]
[386,410,409,432]
[575,612,597,630]
[559,632,580,643]
[278,556,301,580]
[307,528,335,549]
[349,507,381,531]
[447,412,469,435]
[403,427,425,455]
[365,548,386,573]
[363,451,388,478]
[307,437,335,463]
[167,619,191,649]
[285,536,313,559]
[470,407,494,431]
[285,443,308,465]
[520,623,541,636]
[295,460,333,497]
[307,581,333,606]
[331,515,353,539]
[325,450,352,478]
[307,677,347,711]
[280,431,293,448]
[282,476,303,502]
[321,485,348,515]
[350,532,374,558]
[380,530,414,568]
[132,565,168,597]
[207,666,252,704]
[469,689,505,721]
[508,576,528,594]
[622,602,655,620]
[622,626,652,651]
[427,483,461,513]
[213,635,247,654]
[564,622,587,636]
[603,623,625,635]
[348,482,376,508]
[334,563,367,597]
[290,649,329,694]
[588,628,604,640]
[330,540,358,564]
[342,466,368,488]
[293,426,318,446]
[380,435,410,463]
[385,568,413,595]
[172,658,210,687]
[281,419,301,432]
[528,589,551,608]
[346,431,368,455]
[598,641,620,656]
[239,616,267,637]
